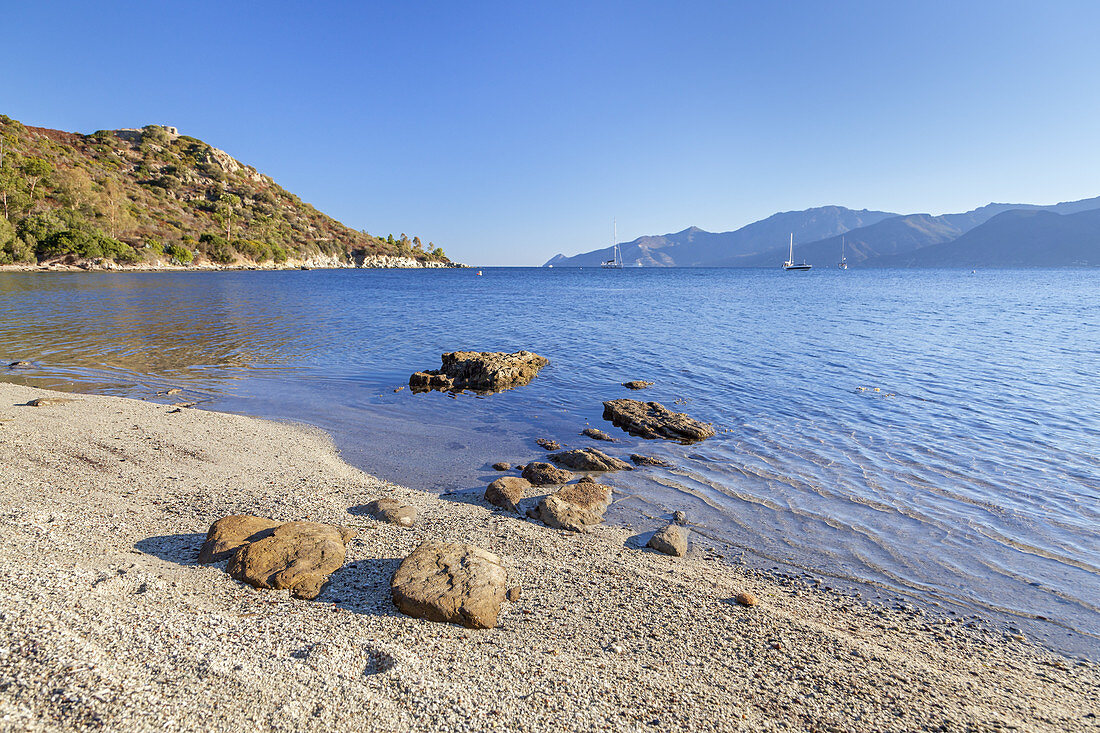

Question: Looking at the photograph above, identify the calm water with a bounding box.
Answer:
[2,268,1098,658]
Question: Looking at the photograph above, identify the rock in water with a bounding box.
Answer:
[8,361,32,368]
[226,521,355,599]
[672,510,687,524]
[535,438,561,451]
[491,461,511,471]
[630,453,672,467]
[622,380,654,390]
[647,524,688,557]
[391,541,507,629]
[602,399,716,442]
[581,428,616,441]
[484,476,530,513]
[198,515,281,563]
[522,462,574,486]
[365,498,417,527]
[530,481,613,531]
[409,351,549,393]
[548,448,632,472]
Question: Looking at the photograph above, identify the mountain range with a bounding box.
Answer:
[545,196,1100,268]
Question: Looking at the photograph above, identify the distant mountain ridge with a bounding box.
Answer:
[545,195,1100,268]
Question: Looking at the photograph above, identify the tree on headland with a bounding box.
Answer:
[22,157,50,197]
[214,193,241,240]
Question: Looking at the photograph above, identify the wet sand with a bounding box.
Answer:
[1,383,1097,732]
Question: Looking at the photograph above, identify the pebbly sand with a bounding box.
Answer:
[0,383,1097,732]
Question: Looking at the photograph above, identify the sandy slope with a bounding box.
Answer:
[0,383,1096,732]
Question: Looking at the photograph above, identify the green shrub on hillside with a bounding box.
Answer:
[165,243,193,264]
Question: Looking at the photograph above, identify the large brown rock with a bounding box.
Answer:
[484,476,530,513]
[602,399,716,442]
[529,481,613,531]
[622,380,654,390]
[521,462,573,486]
[391,541,507,629]
[198,515,281,564]
[226,521,355,599]
[647,523,688,557]
[409,351,549,393]
[548,447,632,472]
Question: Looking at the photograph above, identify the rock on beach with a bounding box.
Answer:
[647,524,688,557]
[365,498,417,527]
[529,480,613,532]
[484,476,530,513]
[602,399,716,442]
[409,351,549,393]
[225,520,356,599]
[391,540,508,629]
[198,515,281,563]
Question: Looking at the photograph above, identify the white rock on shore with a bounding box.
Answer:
[0,382,1097,732]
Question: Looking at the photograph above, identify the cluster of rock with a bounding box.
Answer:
[410,351,549,393]
[195,370,726,631]
[199,516,356,600]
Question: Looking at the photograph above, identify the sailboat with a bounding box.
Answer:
[602,219,624,269]
[838,236,848,270]
[782,233,811,271]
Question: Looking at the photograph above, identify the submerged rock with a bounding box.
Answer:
[602,399,716,442]
[8,361,32,368]
[391,540,508,629]
[647,524,688,557]
[485,476,530,513]
[529,481,613,532]
[198,515,281,564]
[548,447,632,472]
[535,438,561,451]
[409,351,549,393]
[672,510,687,524]
[622,380,654,390]
[630,453,673,467]
[581,428,616,441]
[522,462,573,486]
[226,521,355,599]
[491,461,512,471]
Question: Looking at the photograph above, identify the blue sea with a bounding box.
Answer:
[2,267,1098,659]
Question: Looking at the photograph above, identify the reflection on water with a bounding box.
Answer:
[2,267,1099,660]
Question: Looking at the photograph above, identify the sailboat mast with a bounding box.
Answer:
[789,232,793,262]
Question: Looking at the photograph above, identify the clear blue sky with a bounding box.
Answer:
[3,1,1098,265]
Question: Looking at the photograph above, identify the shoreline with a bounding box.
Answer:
[1,383,1097,731]
[0,255,466,273]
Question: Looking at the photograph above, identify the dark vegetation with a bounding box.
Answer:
[0,115,448,266]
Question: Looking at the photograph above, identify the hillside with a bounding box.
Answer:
[0,115,450,268]
[877,208,1100,267]
[544,206,896,267]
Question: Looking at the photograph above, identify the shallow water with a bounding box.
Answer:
[2,267,1098,658]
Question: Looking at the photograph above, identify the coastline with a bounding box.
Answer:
[0,254,466,273]
[1,383,1097,732]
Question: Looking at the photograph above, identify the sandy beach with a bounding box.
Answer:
[1,382,1097,732]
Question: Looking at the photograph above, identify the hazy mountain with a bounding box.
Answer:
[543,206,897,267]
[548,195,1100,268]
[876,208,1100,267]
[731,213,965,267]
